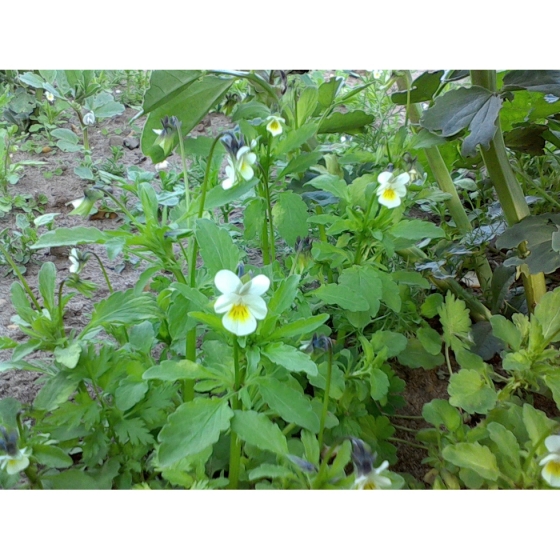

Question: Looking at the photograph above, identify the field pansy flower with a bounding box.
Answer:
[351,438,392,489]
[221,132,258,190]
[0,429,30,476]
[83,112,96,126]
[153,116,180,156]
[539,435,560,487]
[376,171,410,208]
[45,91,55,102]
[69,248,89,274]
[266,115,285,137]
[213,269,270,336]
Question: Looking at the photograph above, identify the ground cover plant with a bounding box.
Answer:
[0,69,559,489]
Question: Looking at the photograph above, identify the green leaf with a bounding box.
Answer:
[448,369,497,414]
[486,422,521,481]
[248,464,296,481]
[46,470,98,490]
[89,290,160,331]
[54,342,82,369]
[306,173,349,201]
[262,342,318,376]
[38,261,56,311]
[397,338,444,370]
[317,110,375,134]
[370,331,408,359]
[490,315,522,351]
[420,86,503,157]
[422,399,461,432]
[417,326,442,355]
[205,177,257,211]
[502,70,560,97]
[522,403,557,451]
[114,379,149,411]
[258,377,320,433]
[312,283,369,312]
[142,70,205,114]
[504,124,547,156]
[158,399,233,466]
[391,71,445,104]
[34,373,80,411]
[317,77,344,109]
[278,150,322,179]
[31,227,108,249]
[533,287,560,343]
[0,398,22,428]
[339,265,382,318]
[308,362,345,399]
[114,417,154,446]
[195,218,240,276]
[271,192,310,247]
[33,444,73,469]
[142,75,233,163]
[390,219,445,240]
[275,122,318,154]
[442,442,500,481]
[143,359,215,382]
[370,368,390,401]
[269,314,330,340]
[544,371,560,409]
[268,275,300,316]
[231,410,288,455]
[439,292,472,350]
[296,87,319,127]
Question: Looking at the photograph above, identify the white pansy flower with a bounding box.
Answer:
[155,160,169,172]
[376,171,410,208]
[45,91,55,102]
[354,460,392,490]
[0,447,30,475]
[83,112,95,126]
[539,435,560,488]
[266,115,285,137]
[213,269,270,336]
[69,249,80,274]
[222,146,257,190]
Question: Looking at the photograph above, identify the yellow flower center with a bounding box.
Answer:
[544,459,560,478]
[382,187,397,200]
[227,303,251,322]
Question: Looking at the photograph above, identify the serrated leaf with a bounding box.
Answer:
[442,442,499,481]
[448,369,497,414]
[231,410,288,455]
[114,417,154,446]
[195,218,240,276]
[397,338,444,370]
[339,265,382,318]
[422,399,461,431]
[258,377,319,433]
[34,374,80,411]
[158,399,233,466]
[54,343,82,369]
[503,70,560,97]
[439,292,471,349]
[420,86,502,157]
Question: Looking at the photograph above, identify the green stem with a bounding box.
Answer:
[263,142,276,265]
[99,187,140,227]
[314,205,333,283]
[176,121,190,212]
[396,71,493,293]
[470,70,546,311]
[88,252,113,293]
[0,244,41,310]
[318,344,333,450]
[228,336,243,489]
[388,437,429,451]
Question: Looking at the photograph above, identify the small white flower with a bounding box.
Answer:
[353,460,392,490]
[376,171,410,209]
[266,115,285,137]
[69,196,85,209]
[222,146,257,190]
[373,70,383,80]
[115,89,122,94]
[83,112,95,126]
[0,447,30,475]
[155,160,169,172]
[539,435,560,488]
[213,269,270,336]
[45,91,55,102]
[69,249,80,274]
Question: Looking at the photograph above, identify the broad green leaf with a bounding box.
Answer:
[115,379,149,412]
[271,192,310,246]
[502,70,560,97]
[231,410,288,455]
[243,197,266,241]
[267,275,300,316]
[248,464,296,481]
[490,315,522,351]
[390,219,445,240]
[31,227,108,249]
[422,399,461,432]
[269,314,330,340]
[38,261,56,311]
[448,369,497,414]
[10,282,35,324]
[33,444,73,469]
[142,70,205,114]
[142,75,234,163]
[89,290,160,331]
[442,442,500,481]
[275,122,318,154]
[318,110,375,134]
[486,422,521,481]
[420,86,503,157]
[504,124,547,156]
[397,338,444,370]
[317,77,344,110]
[296,87,319,127]
[533,287,560,343]
[370,331,408,359]
[544,371,560,409]
[18,71,45,89]
[34,373,81,411]
[391,71,445,104]
[312,283,369,312]
[46,470,98,490]
[308,362,345,399]
[262,342,318,376]
[306,173,349,201]
[417,326,442,355]
[278,150,322,179]
[54,343,82,369]
[258,377,320,433]
[143,360,215,382]
[378,272,401,313]
[339,265,382,318]
[0,398,22,428]
[204,177,257,211]
[522,403,557,451]
[158,399,233,466]
[195,218,240,276]
[370,368,390,401]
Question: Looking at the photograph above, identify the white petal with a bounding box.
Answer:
[545,435,560,453]
[245,274,270,296]
[222,165,236,189]
[214,293,237,314]
[377,171,393,185]
[239,163,255,181]
[236,146,251,159]
[378,188,402,208]
[214,269,242,294]
[393,172,410,188]
[222,308,257,336]
[541,459,560,487]
[242,295,268,319]
[5,454,29,475]
[69,197,85,209]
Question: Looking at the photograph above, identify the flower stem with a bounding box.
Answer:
[88,251,114,293]
[176,121,190,212]
[318,344,333,450]
[228,335,243,489]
